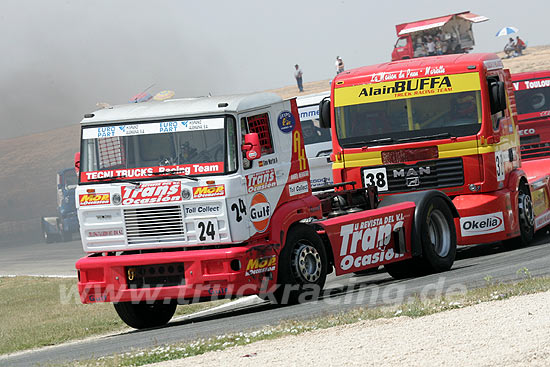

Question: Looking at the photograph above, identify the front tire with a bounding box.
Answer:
[114,301,177,329]
[418,197,456,272]
[385,196,456,278]
[273,224,327,304]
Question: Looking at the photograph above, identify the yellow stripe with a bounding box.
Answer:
[341,140,487,168]
[334,72,481,108]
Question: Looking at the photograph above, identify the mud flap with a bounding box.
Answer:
[393,225,406,254]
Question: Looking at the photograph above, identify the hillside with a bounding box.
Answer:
[1,45,548,240]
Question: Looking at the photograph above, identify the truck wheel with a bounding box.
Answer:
[506,184,534,247]
[113,301,177,329]
[274,224,327,304]
[418,197,456,272]
[384,197,456,278]
[43,230,55,244]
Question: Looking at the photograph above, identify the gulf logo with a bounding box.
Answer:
[250,192,271,233]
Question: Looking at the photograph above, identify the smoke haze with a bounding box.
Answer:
[0,0,547,139]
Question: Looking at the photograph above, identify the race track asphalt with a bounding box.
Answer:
[2,231,550,366]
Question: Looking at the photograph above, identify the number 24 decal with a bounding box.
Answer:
[194,219,219,242]
[231,198,247,222]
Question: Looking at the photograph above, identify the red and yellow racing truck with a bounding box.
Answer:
[319,53,550,254]
[75,92,460,329]
[511,70,550,160]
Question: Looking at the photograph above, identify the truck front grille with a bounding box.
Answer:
[124,205,184,245]
[372,157,464,192]
[520,142,550,161]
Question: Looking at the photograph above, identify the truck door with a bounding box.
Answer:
[238,107,286,239]
[393,37,411,60]
[489,72,519,187]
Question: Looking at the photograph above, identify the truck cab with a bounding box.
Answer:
[391,11,488,61]
[511,70,550,160]
[321,53,550,246]
[41,168,80,242]
[77,93,313,252]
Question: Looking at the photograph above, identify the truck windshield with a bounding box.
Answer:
[334,77,482,147]
[79,116,238,183]
[514,81,550,117]
[298,104,332,146]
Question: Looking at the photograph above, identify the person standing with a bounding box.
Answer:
[294,64,304,92]
[335,56,345,74]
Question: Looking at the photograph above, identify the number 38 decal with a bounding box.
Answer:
[194,219,220,243]
[362,167,388,192]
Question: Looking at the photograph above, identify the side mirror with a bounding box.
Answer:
[242,133,261,161]
[74,152,80,175]
[489,81,507,114]
[319,97,331,129]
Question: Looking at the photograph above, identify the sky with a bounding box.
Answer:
[0,0,547,139]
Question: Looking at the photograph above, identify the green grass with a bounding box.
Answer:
[0,276,227,355]
[76,275,550,367]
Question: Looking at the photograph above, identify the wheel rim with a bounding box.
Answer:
[518,191,535,230]
[291,242,322,283]
[427,209,451,257]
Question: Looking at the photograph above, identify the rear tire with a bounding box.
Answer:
[43,231,55,244]
[272,224,327,304]
[114,301,177,329]
[505,183,534,247]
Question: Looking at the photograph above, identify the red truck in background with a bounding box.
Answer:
[512,70,550,160]
[391,11,488,61]
[319,53,550,270]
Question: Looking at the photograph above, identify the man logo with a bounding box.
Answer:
[392,166,431,178]
[406,177,420,187]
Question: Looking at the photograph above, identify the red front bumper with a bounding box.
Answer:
[76,243,279,304]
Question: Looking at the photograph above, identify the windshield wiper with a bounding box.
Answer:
[150,170,199,181]
[397,133,451,143]
[345,137,394,148]
[87,175,141,185]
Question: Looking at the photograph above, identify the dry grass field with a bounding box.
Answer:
[1,46,548,239]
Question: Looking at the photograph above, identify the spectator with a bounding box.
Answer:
[414,42,427,58]
[435,37,443,55]
[504,37,515,58]
[294,64,303,92]
[335,56,345,74]
[426,37,436,56]
[515,36,526,55]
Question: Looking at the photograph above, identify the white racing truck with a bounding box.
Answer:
[297,91,333,188]
[75,92,458,329]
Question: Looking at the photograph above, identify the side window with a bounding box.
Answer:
[487,76,504,131]
[396,38,407,48]
[242,113,275,155]
[226,117,238,172]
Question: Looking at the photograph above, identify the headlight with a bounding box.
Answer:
[112,193,122,205]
